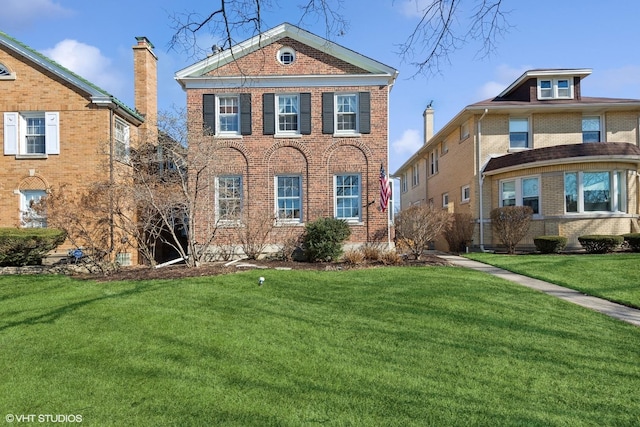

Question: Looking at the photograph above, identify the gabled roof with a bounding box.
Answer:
[175,22,398,89]
[484,143,640,175]
[0,30,144,124]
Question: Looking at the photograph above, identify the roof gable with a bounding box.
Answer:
[175,22,398,87]
[0,30,143,123]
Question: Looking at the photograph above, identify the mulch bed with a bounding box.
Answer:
[93,254,451,282]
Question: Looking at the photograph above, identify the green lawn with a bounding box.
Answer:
[465,252,640,309]
[1,268,639,426]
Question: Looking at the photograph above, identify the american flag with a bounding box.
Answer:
[379,164,391,212]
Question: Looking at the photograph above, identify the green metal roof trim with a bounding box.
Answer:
[0,30,143,123]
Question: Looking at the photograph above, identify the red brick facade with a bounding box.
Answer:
[177,24,398,253]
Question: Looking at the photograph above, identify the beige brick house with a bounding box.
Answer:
[175,23,398,256]
[394,69,640,251]
[0,31,157,263]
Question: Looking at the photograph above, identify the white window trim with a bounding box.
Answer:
[564,171,626,214]
[216,95,241,137]
[275,94,300,136]
[4,111,59,157]
[430,148,439,175]
[20,190,47,228]
[334,93,359,136]
[537,78,574,100]
[442,192,449,208]
[114,118,130,163]
[499,175,541,216]
[277,47,296,65]
[275,175,303,224]
[401,173,408,193]
[334,173,362,223]
[461,185,470,203]
[215,175,243,224]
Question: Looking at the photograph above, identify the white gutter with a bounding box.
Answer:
[477,108,489,251]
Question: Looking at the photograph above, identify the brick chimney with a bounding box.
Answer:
[423,104,434,144]
[133,36,157,142]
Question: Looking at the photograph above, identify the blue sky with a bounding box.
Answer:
[3,0,640,175]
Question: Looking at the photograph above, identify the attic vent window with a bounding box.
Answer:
[277,47,295,65]
[0,64,10,76]
[0,62,15,79]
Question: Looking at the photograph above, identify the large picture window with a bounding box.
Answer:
[276,176,302,222]
[565,171,626,213]
[335,174,360,221]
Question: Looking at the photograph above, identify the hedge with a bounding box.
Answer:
[0,228,67,266]
[577,234,623,254]
[533,236,567,254]
[622,233,640,252]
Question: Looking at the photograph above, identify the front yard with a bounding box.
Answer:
[1,265,639,426]
[465,252,640,309]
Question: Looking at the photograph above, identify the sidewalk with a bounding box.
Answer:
[438,254,640,327]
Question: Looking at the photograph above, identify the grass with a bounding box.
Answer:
[1,268,640,426]
[465,252,640,309]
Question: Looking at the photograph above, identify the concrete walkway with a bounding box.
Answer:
[439,254,640,327]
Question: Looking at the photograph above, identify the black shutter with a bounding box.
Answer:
[240,93,252,135]
[203,94,215,135]
[300,93,311,135]
[359,92,371,134]
[322,92,334,134]
[263,93,275,135]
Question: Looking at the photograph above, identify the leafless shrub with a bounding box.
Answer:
[380,250,403,265]
[444,213,475,253]
[343,249,365,265]
[394,205,451,260]
[490,206,533,254]
[236,210,276,259]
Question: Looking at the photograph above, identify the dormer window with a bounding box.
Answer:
[538,78,573,100]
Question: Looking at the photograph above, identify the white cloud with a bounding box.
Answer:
[392,128,422,156]
[42,39,124,95]
[476,64,531,99]
[0,0,72,29]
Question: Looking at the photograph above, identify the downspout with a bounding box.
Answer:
[477,108,489,251]
[109,107,115,259]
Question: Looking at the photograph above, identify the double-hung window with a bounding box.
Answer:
[277,94,299,134]
[582,116,601,143]
[114,118,130,162]
[276,176,302,222]
[336,94,357,133]
[412,164,419,186]
[216,176,243,222]
[20,190,47,228]
[218,96,239,135]
[430,148,439,175]
[509,118,529,149]
[335,174,360,222]
[4,112,59,156]
[462,185,470,203]
[565,171,625,213]
[401,174,408,193]
[501,177,540,214]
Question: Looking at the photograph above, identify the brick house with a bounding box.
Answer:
[394,69,640,251]
[0,31,157,264]
[174,23,398,257]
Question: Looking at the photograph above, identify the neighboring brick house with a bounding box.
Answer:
[175,23,398,256]
[0,31,157,264]
[394,69,640,251]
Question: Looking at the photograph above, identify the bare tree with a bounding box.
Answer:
[394,205,451,260]
[125,108,224,268]
[168,0,508,76]
[490,206,532,254]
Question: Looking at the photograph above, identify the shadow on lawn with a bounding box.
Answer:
[0,281,163,332]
